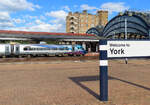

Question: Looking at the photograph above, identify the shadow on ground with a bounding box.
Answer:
[69,75,150,100]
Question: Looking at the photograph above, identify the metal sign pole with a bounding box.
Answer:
[99,39,108,101]
[125,18,128,64]
[125,18,127,39]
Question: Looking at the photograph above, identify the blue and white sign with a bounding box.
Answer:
[99,39,150,102]
[100,40,150,58]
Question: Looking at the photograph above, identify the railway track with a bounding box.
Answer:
[0,56,99,63]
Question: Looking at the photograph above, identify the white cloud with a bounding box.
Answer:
[0,12,10,21]
[0,0,41,29]
[13,18,26,24]
[46,10,68,19]
[0,0,41,12]
[40,15,46,20]
[62,6,70,11]
[80,4,97,10]
[100,2,129,14]
[44,10,68,32]
[34,5,41,9]
[74,5,78,8]
[9,20,65,32]
[0,0,67,32]
[7,9,67,32]
[0,22,14,28]
[6,10,66,32]
[0,12,14,28]
[35,19,45,25]
[24,15,38,20]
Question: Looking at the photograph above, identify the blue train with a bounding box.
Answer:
[0,44,87,57]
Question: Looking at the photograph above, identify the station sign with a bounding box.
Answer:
[106,40,150,58]
[99,40,150,101]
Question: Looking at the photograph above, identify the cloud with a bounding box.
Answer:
[0,0,41,29]
[35,19,43,24]
[12,18,26,24]
[46,10,68,19]
[0,12,10,21]
[74,5,78,8]
[0,12,14,28]
[0,0,67,32]
[45,10,68,32]
[80,4,98,10]
[3,0,40,12]
[9,20,65,32]
[24,15,38,20]
[40,15,46,20]
[0,0,41,12]
[62,6,70,11]
[0,22,14,28]
[6,10,67,32]
[7,9,67,32]
[100,2,129,14]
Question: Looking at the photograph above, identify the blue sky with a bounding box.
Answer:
[1,0,150,32]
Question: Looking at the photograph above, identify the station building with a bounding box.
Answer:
[0,30,100,52]
[66,10,108,33]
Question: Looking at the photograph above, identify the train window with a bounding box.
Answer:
[72,46,75,51]
[52,48,57,50]
[45,48,48,50]
[59,48,64,50]
[16,47,19,51]
[65,47,69,50]
[24,48,27,51]
[11,45,14,53]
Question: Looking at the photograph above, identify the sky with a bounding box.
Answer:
[0,0,150,32]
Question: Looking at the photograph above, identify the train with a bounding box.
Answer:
[0,44,87,57]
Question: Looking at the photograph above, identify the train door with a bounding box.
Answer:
[15,45,20,55]
[72,45,75,52]
[11,44,14,55]
[5,45,10,56]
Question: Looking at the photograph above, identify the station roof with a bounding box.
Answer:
[87,11,150,39]
[0,30,99,41]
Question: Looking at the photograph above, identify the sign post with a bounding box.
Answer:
[99,39,150,101]
[99,39,108,101]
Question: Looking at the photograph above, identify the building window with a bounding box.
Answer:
[91,24,94,27]
[81,19,83,22]
[86,19,88,23]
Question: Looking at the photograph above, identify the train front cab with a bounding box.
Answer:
[71,45,86,56]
